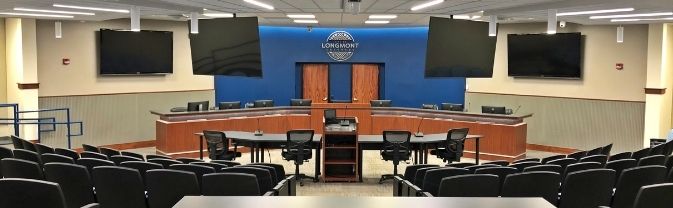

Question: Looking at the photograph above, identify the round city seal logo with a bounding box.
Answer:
[321,31,359,61]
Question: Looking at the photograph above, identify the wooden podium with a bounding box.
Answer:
[322,116,359,182]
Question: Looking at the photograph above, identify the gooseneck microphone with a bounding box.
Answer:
[254,117,263,136]
[414,117,425,137]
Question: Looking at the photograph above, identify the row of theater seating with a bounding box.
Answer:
[0,137,295,208]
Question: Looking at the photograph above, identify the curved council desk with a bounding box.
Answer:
[151,103,532,162]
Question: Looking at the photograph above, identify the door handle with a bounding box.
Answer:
[353,97,358,101]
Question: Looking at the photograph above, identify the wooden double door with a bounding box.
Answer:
[302,63,379,104]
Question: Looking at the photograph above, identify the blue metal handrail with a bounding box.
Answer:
[0,103,83,148]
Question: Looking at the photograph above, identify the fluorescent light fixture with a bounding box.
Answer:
[617,26,624,43]
[557,8,634,16]
[489,16,497,37]
[590,12,673,19]
[453,15,471,19]
[0,12,73,18]
[244,0,274,10]
[14,8,95,15]
[369,14,397,19]
[53,4,129,13]
[610,17,673,22]
[287,14,315,18]
[130,7,140,32]
[294,19,318,24]
[203,13,234,18]
[411,0,445,11]
[55,21,62,38]
[365,20,390,24]
[547,9,557,34]
[190,12,198,34]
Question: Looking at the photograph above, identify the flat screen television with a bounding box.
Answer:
[99,29,173,75]
[190,17,262,76]
[425,17,497,78]
[508,33,582,78]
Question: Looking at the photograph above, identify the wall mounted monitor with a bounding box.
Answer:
[253,100,274,108]
[425,17,496,78]
[218,101,241,110]
[370,100,392,107]
[441,103,464,111]
[189,17,262,77]
[508,33,582,78]
[290,99,312,106]
[99,29,173,75]
[481,106,506,114]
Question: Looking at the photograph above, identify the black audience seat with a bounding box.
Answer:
[605,159,638,184]
[566,151,587,160]
[11,135,23,149]
[169,164,216,186]
[98,147,121,158]
[146,169,201,208]
[221,166,274,195]
[631,148,651,161]
[541,155,566,164]
[464,164,498,173]
[21,139,37,152]
[253,163,286,181]
[176,157,203,164]
[0,146,13,159]
[1,158,43,179]
[35,143,55,155]
[147,158,183,168]
[579,154,608,165]
[482,160,509,166]
[508,161,540,172]
[0,178,67,208]
[80,151,109,160]
[650,144,665,156]
[601,143,614,156]
[501,171,562,204]
[41,153,75,164]
[610,166,667,208]
[109,155,142,165]
[445,162,474,168]
[81,144,99,153]
[146,154,172,160]
[609,152,632,161]
[637,155,666,166]
[43,163,96,208]
[121,151,145,160]
[523,164,563,174]
[403,164,438,182]
[119,161,163,181]
[245,164,279,184]
[632,183,673,208]
[546,158,577,169]
[13,149,42,165]
[92,166,148,208]
[437,174,500,197]
[512,158,540,164]
[557,169,616,208]
[587,146,604,156]
[54,148,79,161]
[202,173,260,196]
[76,158,115,174]
[191,162,228,172]
[563,162,603,180]
[412,166,440,187]
[422,167,470,196]
[211,160,242,167]
[474,166,518,191]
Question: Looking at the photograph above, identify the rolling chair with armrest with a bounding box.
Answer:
[281,129,316,186]
[203,131,240,161]
[430,128,469,164]
[379,131,412,184]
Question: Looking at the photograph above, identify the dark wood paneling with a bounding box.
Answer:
[645,88,666,95]
[17,83,39,89]
[75,140,155,152]
[303,64,329,103]
[352,64,379,103]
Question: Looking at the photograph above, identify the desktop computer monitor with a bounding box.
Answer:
[324,109,337,124]
[370,100,392,107]
[481,106,506,114]
[187,101,209,111]
[290,99,312,106]
[253,100,274,108]
[218,101,241,110]
[441,103,464,111]
[421,104,436,109]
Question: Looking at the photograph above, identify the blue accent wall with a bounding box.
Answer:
[214,26,466,108]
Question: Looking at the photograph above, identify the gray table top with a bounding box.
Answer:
[173,196,556,208]
[195,131,323,142]
[358,133,482,144]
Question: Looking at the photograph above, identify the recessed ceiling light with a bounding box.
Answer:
[0,12,73,18]
[365,20,390,24]
[411,0,445,11]
[53,4,129,13]
[610,17,673,22]
[294,19,318,24]
[14,8,95,15]
[557,8,634,16]
[287,14,315,19]
[203,13,234,18]
[369,14,397,19]
[243,0,274,10]
[590,12,673,19]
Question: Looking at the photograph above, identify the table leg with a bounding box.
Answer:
[260,145,265,163]
[423,144,428,164]
[358,147,363,182]
[250,144,255,163]
[315,143,321,182]
[475,138,480,164]
[414,148,419,165]
[199,135,204,160]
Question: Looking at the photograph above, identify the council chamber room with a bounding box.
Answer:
[0,0,672,208]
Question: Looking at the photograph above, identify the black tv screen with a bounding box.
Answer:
[425,17,496,78]
[189,17,262,76]
[99,29,173,74]
[508,33,582,78]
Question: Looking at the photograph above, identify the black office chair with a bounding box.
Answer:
[482,160,510,166]
[610,166,667,208]
[202,173,260,196]
[110,155,143,165]
[465,164,499,173]
[523,164,563,174]
[80,151,109,160]
[445,162,475,168]
[631,148,652,161]
[221,166,274,194]
[76,158,115,174]
[422,167,470,196]
[203,130,239,161]
[501,171,562,204]
[43,163,96,208]
[191,162,228,172]
[169,164,216,187]
[92,166,147,208]
[566,151,587,160]
[474,166,519,191]
[512,158,541,164]
[147,158,182,168]
[379,130,411,183]
[41,153,75,164]
[587,146,604,156]
[601,143,614,156]
[609,152,633,161]
[437,174,500,197]
[119,161,163,181]
[146,154,172,160]
[98,147,121,158]
[637,155,666,166]
[81,144,99,153]
[176,157,203,164]
[120,151,144,160]
[541,154,566,164]
[632,183,673,208]
[430,128,469,163]
[1,158,43,179]
[11,135,24,149]
[21,139,37,152]
[562,162,603,180]
[546,158,577,169]
[146,169,200,208]
[557,169,616,208]
[211,160,242,167]
[508,161,541,172]
[36,143,55,155]
[14,149,42,165]
[579,154,608,165]
[0,178,67,208]
[54,148,79,161]
[281,129,315,185]
[650,143,665,156]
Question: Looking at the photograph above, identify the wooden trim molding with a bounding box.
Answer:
[644,88,666,95]
[17,83,39,90]
[526,143,578,154]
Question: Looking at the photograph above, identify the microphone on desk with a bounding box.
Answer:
[254,117,264,136]
[414,117,425,137]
